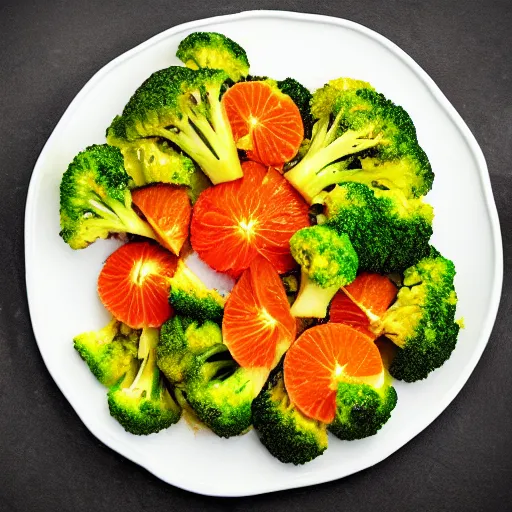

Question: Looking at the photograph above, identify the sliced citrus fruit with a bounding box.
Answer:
[222,81,304,166]
[284,324,384,423]
[329,291,375,337]
[223,255,296,369]
[330,273,397,337]
[97,242,177,329]
[132,184,191,256]
[191,161,310,277]
[342,272,397,321]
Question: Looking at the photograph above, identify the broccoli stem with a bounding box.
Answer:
[155,84,242,185]
[90,195,158,241]
[285,128,381,203]
[290,270,340,318]
[128,328,160,396]
[201,359,237,382]
[158,121,242,185]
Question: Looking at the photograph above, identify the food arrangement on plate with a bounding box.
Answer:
[60,31,461,465]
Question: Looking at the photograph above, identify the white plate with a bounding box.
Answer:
[24,10,503,497]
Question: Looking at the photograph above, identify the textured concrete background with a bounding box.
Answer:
[1,0,511,510]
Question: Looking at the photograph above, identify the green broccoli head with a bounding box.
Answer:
[290,225,358,288]
[328,380,397,440]
[310,77,374,118]
[157,315,227,386]
[73,318,139,387]
[106,137,196,187]
[106,66,242,185]
[59,144,157,249]
[176,31,250,82]
[324,182,433,274]
[374,250,460,382]
[285,78,433,203]
[185,362,269,438]
[168,260,225,323]
[252,370,328,465]
[108,328,181,435]
[289,225,358,318]
[276,78,314,138]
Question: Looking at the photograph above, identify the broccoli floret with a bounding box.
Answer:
[108,328,181,435]
[73,318,139,387]
[289,225,358,318]
[284,78,433,203]
[108,137,196,187]
[185,363,268,438]
[176,31,250,82]
[252,370,328,465]
[323,182,433,274]
[59,144,157,249]
[277,78,314,138]
[157,315,227,386]
[168,260,225,323]
[373,250,460,382]
[329,380,397,440]
[106,66,242,185]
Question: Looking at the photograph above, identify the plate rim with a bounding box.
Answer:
[24,9,504,497]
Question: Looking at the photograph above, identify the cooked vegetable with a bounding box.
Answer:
[176,31,250,82]
[73,318,139,387]
[113,138,196,187]
[329,379,397,440]
[284,78,434,203]
[373,249,460,382]
[185,362,268,438]
[61,39,459,460]
[59,144,157,249]
[323,182,433,274]
[157,315,225,385]
[158,317,266,437]
[289,225,358,318]
[107,66,242,185]
[108,327,181,435]
[168,259,225,324]
[252,370,328,464]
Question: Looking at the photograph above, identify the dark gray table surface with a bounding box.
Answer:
[1,0,511,510]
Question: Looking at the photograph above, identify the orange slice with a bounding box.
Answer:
[222,81,304,166]
[97,242,177,329]
[284,324,384,423]
[343,272,398,319]
[191,161,310,277]
[132,184,191,256]
[222,256,296,369]
[330,272,397,334]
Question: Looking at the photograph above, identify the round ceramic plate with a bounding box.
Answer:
[25,10,503,497]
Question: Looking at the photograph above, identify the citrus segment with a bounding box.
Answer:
[191,161,309,276]
[284,324,384,423]
[329,291,374,337]
[342,272,397,319]
[132,184,191,256]
[222,81,304,166]
[97,242,177,329]
[223,256,296,369]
